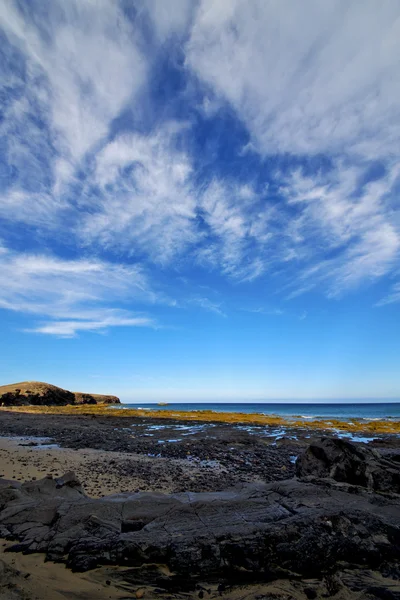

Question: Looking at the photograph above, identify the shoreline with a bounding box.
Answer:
[0,407,399,495]
[0,410,303,493]
[1,410,400,599]
[1,404,400,435]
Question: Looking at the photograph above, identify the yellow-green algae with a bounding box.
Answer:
[0,405,399,435]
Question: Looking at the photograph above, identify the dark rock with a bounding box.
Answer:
[54,471,83,490]
[1,438,400,597]
[0,453,399,591]
[296,437,400,493]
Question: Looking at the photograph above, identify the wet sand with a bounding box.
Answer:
[0,436,252,497]
[0,545,129,600]
[1,544,355,600]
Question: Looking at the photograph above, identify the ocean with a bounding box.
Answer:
[117,402,400,420]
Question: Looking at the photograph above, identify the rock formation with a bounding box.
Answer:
[0,439,399,597]
[0,381,120,406]
[296,436,400,493]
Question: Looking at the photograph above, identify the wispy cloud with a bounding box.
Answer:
[189,296,226,317]
[26,315,154,338]
[79,122,200,263]
[0,0,400,338]
[186,0,400,158]
[185,1,400,294]
[0,245,157,337]
[0,0,146,222]
[242,306,284,317]
[197,179,275,280]
[136,0,194,42]
[279,162,400,296]
[376,282,400,307]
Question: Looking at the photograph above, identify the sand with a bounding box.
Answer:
[0,544,134,600]
[0,542,329,600]
[0,436,223,497]
[0,436,140,497]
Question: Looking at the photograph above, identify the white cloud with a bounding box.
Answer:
[376,282,400,306]
[137,0,194,42]
[0,0,399,328]
[186,0,400,158]
[198,179,276,280]
[79,126,272,281]
[78,123,200,263]
[27,315,153,338]
[0,189,66,228]
[0,0,147,215]
[0,246,157,337]
[189,296,226,317]
[243,306,284,317]
[279,162,400,295]
[186,45,400,296]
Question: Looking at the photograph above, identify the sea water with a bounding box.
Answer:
[114,401,400,420]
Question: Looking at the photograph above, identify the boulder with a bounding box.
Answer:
[296,437,400,493]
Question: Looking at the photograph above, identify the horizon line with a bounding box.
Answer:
[120,398,400,404]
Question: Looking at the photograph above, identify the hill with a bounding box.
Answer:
[0,381,120,407]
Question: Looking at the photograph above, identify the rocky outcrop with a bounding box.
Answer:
[296,436,400,493]
[73,392,120,405]
[0,439,399,596]
[0,381,120,406]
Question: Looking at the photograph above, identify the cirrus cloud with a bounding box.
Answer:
[1,0,400,342]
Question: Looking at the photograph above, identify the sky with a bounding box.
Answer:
[0,0,400,402]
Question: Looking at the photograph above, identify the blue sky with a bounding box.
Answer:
[0,0,400,402]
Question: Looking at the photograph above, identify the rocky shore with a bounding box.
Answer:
[0,409,399,494]
[0,437,400,599]
[0,408,399,599]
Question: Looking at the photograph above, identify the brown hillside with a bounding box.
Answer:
[0,381,120,407]
[73,392,120,405]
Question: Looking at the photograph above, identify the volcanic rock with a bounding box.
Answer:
[0,439,399,596]
[296,436,400,493]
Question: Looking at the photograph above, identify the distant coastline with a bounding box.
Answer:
[117,401,400,420]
